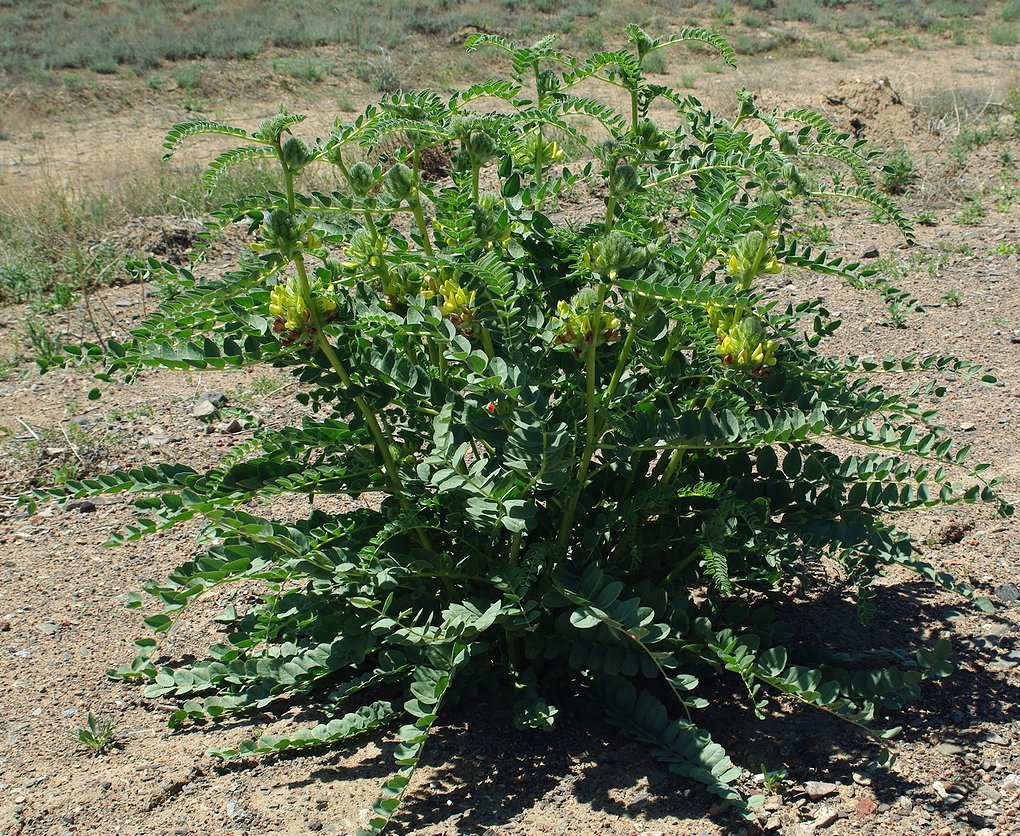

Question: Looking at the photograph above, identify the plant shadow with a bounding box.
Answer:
[389,575,1020,833]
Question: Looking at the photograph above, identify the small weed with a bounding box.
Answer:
[71,713,117,755]
[641,51,666,74]
[171,63,203,92]
[273,56,331,83]
[881,148,916,195]
[803,223,831,245]
[941,288,962,307]
[761,764,788,794]
[993,241,1019,254]
[355,51,401,93]
[953,201,987,225]
[915,210,937,226]
[990,23,1020,45]
[26,319,64,373]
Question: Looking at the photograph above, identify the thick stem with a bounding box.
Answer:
[294,256,433,551]
[412,201,434,256]
[557,284,607,547]
[603,296,646,409]
[604,195,617,232]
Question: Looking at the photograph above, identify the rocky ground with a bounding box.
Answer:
[1,29,1020,836]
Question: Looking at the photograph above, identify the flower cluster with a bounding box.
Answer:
[723,229,781,289]
[551,287,621,356]
[269,276,338,344]
[708,304,777,374]
[438,276,477,333]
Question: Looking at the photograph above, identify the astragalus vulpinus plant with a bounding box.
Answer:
[43,26,1011,830]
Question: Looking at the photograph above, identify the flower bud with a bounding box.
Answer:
[466,130,497,164]
[280,137,312,173]
[634,118,668,153]
[471,193,510,246]
[583,230,642,280]
[610,163,640,196]
[348,161,376,197]
[385,162,416,201]
[723,230,782,289]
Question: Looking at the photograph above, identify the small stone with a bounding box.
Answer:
[960,422,976,432]
[812,805,838,827]
[308,821,323,833]
[37,622,58,636]
[191,400,218,419]
[627,790,650,811]
[203,391,227,407]
[805,781,840,799]
[977,783,1001,801]
[932,781,949,800]
[0,619,9,631]
[861,245,880,259]
[855,797,878,817]
[219,418,244,434]
[65,499,96,513]
[984,731,1011,746]
[898,796,914,812]
[937,742,965,756]
[852,771,872,786]
[993,583,1019,603]
[987,650,1020,671]
[61,707,80,718]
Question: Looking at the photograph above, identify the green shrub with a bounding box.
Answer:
[880,148,916,195]
[45,26,1010,833]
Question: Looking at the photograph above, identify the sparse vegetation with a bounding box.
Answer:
[71,713,118,755]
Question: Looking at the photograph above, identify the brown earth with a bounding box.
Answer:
[1,30,1020,836]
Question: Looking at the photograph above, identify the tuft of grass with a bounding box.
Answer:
[71,713,117,755]
[273,56,331,83]
[880,148,916,195]
[990,23,1020,45]
[953,200,987,225]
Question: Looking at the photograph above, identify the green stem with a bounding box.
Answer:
[603,296,647,409]
[509,529,522,567]
[412,201,434,256]
[293,255,432,551]
[479,326,495,360]
[630,88,639,134]
[557,283,607,547]
[659,447,685,486]
[604,195,617,232]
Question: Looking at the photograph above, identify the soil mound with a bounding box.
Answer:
[763,78,939,151]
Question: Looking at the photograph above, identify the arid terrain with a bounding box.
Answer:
[1,6,1020,836]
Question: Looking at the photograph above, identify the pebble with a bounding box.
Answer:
[203,391,227,407]
[805,780,840,799]
[812,806,838,827]
[977,783,1001,801]
[308,821,323,833]
[993,583,1019,602]
[936,742,965,756]
[861,245,880,258]
[218,418,244,434]
[984,731,1010,746]
[988,649,1020,671]
[191,400,218,419]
